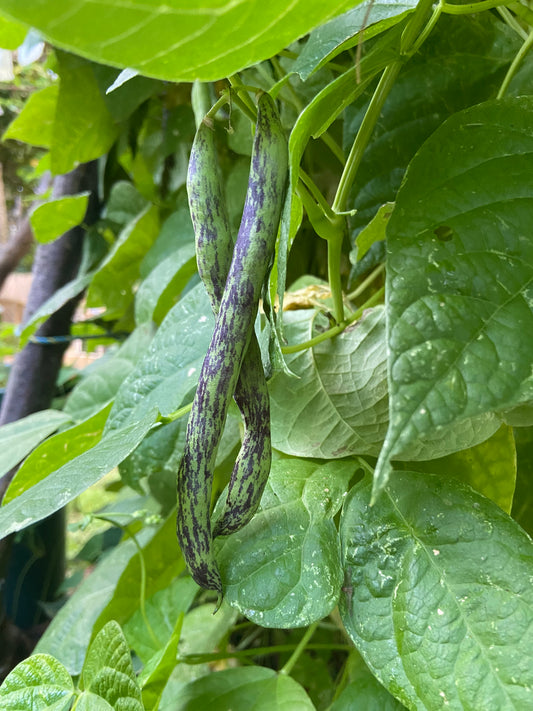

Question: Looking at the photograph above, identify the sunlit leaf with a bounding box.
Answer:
[375,96,533,495]
[30,192,90,244]
[340,471,533,709]
[0,0,365,81]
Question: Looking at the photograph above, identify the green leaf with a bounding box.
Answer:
[174,666,314,711]
[0,13,27,48]
[402,424,516,513]
[0,409,71,483]
[345,13,519,237]
[36,525,160,674]
[271,308,388,458]
[350,202,393,265]
[270,307,499,461]
[0,407,157,539]
[3,83,58,147]
[87,205,160,318]
[51,53,118,174]
[340,471,533,710]
[81,621,143,710]
[140,613,184,711]
[217,458,356,628]
[3,403,111,504]
[30,192,90,243]
[106,284,213,431]
[294,0,417,80]
[0,0,365,82]
[124,577,197,663]
[135,243,197,325]
[375,96,533,495]
[18,271,93,348]
[0,654,74,710]
[64,324,154,422]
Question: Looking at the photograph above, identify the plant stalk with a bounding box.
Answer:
[280,621,319,675]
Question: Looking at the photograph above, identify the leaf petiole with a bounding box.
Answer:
[279,621,319,675]
[281,287,384,354]
[440,0,510,14]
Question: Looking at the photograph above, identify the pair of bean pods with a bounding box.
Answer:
[177,93,288,593]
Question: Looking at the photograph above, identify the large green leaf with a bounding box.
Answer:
[345,13,519,239]
[51,53,118,174]
[0,407,157,539]
[3,404,111,504]
[173,666,314,711]
[36,525,161,674]
[216,458,356,628]
[270,307,499,461]
[374,97,533,495]
[340,471,533,710]
[0,0,364,82]
[0,654,74,711]
[271,307,388,457]
[87,204,160,319]
[64,324,154,422]
[30,192,90,244]
[0,409,71,483]
[106,284,213,431]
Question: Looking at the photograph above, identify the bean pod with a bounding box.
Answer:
[177,94,288,591]
[187,117,272,540]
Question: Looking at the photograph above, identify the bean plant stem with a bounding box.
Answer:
[332,0,434,216]
[497,28,533,98]
[346,262,385,301]
[159,401,193,425]
[280,621,319,675]
[97,517,160,648]
[440,0,509,13]
[321,0,434,325]
[229,74,258,116]
[497,6,529,40]
[282,287,384,354]
[179,642,353,665]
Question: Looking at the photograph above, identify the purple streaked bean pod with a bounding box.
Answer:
[177,93,288,592]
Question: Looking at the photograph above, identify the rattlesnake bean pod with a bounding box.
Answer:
[186,118,272,540]
[177,94,288,591]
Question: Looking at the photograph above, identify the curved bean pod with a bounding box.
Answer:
[177,94,288,591]
[187,119,272,539]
